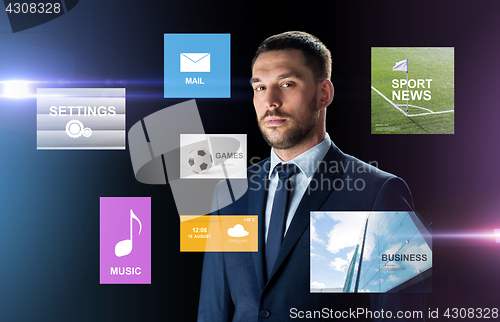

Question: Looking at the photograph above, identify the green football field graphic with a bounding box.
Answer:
[371,47,454,134]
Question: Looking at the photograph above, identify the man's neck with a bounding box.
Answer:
[273,130,326,162]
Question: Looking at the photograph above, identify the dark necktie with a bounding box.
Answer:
[265,163,298,279]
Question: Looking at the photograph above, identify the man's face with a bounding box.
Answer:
[251,50,320,150]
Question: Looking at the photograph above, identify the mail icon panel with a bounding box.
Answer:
[164,33,230,98]
[181,53,210,72]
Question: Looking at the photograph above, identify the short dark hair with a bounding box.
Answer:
[252,31,332,82]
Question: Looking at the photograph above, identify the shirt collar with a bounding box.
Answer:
[269,133,331,179]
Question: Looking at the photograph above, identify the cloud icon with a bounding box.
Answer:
[227,224,249,237]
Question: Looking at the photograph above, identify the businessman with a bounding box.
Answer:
[198,31,414,321]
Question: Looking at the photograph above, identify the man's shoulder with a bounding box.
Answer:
[319,143,398,183]
[326,149,414,211]
[341,153,397,181]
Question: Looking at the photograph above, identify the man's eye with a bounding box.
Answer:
[281,82,293,88]
[255,86,266,91]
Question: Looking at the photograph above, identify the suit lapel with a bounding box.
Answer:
[248,159,270,291]
[266,143,345,281]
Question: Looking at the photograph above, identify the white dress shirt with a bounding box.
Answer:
[264,133,332,242]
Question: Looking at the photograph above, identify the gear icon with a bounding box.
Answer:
[65,119,84,138]
[82,127,92,137]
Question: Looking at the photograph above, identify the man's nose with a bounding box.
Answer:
[264,87,282,109]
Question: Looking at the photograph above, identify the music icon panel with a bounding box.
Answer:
[100,197,151,284]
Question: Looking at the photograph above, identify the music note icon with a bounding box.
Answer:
[115,209,142,257]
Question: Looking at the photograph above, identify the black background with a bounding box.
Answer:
[0,0,499,321]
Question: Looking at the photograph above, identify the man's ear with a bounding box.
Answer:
[318,79,334,110]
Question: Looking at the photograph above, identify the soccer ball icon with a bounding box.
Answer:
[187,148,213,174]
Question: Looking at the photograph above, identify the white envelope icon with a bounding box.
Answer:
[180,53,211,73]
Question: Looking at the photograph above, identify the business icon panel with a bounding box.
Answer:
[164,34,230,98]
[310,211,432,293]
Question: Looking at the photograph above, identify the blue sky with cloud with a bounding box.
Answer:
[310,212,368,290]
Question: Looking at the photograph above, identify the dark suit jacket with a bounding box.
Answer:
[198,142,414,321]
